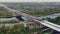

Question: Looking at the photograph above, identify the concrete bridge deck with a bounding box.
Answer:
[0,4,60,32]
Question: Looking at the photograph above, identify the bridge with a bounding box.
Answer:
[0,4,60,34]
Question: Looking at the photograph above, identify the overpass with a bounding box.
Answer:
[0,4,60,33]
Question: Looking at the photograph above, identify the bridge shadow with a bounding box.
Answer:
[51,30,60,34]
[15,16,25,21]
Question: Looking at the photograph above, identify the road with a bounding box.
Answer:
[0,4,60,32]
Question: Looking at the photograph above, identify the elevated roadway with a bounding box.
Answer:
[0,4,60,32]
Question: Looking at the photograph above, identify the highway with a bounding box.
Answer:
[0,4,60,32]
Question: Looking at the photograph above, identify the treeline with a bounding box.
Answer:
[21,8,60,16]
[0,24,41,34]
[46,17,60,25]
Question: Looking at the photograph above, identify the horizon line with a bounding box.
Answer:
[0,2,60,3]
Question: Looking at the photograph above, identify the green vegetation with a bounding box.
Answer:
[21,8,60,16]
[0,24,41,34]
[0,11,12,18]
[0,20,20,24]
[43,30,51,34]
[8,4,60,16]
[10,6,60,16]
[0,7,12,18]
[46,17,60,25]
[0,2,59,34]
[3,3,60,16]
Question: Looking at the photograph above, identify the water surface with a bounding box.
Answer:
[0,17,17,21]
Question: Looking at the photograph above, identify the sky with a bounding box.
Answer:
[0,0,60,2]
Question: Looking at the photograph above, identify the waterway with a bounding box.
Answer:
[0,15,58,21]
[0,17,18,21]
[38,15,58,19]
